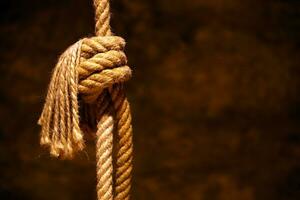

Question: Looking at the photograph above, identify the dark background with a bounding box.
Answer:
[1,0,300,199]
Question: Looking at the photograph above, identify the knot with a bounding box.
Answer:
[38,35,132,159]
[78,36,132,103]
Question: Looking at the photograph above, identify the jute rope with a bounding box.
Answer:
[38,0,133,199]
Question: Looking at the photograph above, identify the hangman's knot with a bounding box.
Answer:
[38,35,132,158]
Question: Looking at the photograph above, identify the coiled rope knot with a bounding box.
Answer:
[78,36,132,103]
[38,35,132,159]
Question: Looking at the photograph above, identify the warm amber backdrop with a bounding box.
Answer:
[1,0,300,199]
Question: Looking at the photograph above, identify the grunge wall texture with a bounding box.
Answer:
[1,0,300,199]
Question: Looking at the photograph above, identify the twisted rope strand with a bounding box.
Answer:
[94,0,111,36]
[96,105,114,200]
[110,85,133,200]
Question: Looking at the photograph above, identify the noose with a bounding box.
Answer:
[38,0,133,199]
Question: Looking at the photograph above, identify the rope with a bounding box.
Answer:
[38,0,133,199]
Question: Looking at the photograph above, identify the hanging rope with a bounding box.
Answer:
[38,0,133,199]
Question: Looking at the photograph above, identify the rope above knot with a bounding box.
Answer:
[38,35,132,159]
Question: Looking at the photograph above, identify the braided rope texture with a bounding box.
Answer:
[38,0,133,199]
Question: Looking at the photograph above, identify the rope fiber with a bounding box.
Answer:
[38,0,133,199]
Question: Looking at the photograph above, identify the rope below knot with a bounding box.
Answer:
[38,0,133,199]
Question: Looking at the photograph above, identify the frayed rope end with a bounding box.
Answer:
[38,40,85,159]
